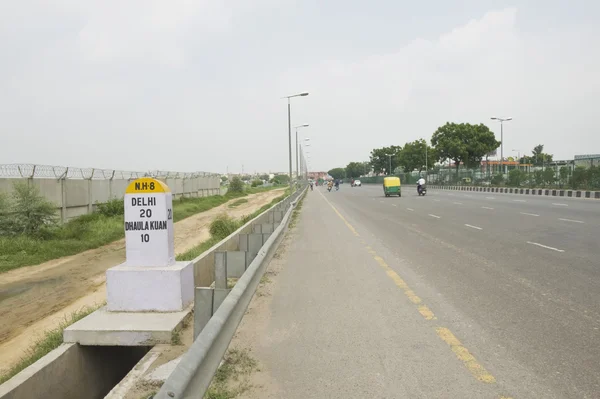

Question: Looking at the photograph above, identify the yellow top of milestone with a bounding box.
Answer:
[125,177,171,194]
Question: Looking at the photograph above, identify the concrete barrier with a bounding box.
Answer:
[427,185,599,200]
[0,344,149,399]
[0,175,221,222]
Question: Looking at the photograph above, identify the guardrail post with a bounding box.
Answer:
[194,288,214,340]
[224,251,248,278]
[213,288,230,313]
[215,252,227,290]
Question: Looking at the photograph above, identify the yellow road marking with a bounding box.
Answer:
[317,188,501,389]
[418,305,436,320]
[436,327,496,383]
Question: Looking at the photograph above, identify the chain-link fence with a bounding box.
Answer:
[0,163,218,180]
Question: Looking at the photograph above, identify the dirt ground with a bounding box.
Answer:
[228,220,298,399]
[0,189,284,375]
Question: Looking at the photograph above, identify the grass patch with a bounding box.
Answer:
[0,304,103,384]
[176,190,290,262]
[204,348,257,399]
[289,190,307,228]
[228,199,249,208]
[0,189,272,274]
[260,275,271,284]
[171,329,182,346]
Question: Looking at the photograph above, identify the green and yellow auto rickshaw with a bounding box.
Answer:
[383,176,401,197]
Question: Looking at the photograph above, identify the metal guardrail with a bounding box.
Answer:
[0,163,218,179]
[154,187,306,399]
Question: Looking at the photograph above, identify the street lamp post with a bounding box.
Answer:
[295,124,309,180]
[284,92,309,191]
[386,154,393,175]
[491,116,513,175]
[512,149,521,171]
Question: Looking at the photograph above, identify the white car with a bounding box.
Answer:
[352,179,362,187]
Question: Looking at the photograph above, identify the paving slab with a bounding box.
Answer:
[63,305,192,346]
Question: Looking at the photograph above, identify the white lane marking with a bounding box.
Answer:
[407,208,414,211]
[391,204,397,207]
[428,214,441,219]
[434,199,441,202]
[482,206,494,210]
[465,224,483,230]
[486,197,495,199]
[463,194,472,197]
[527,241,565,253]
[558,218,584,224]
[553,203,568,206]
[513,199,526,202]
[453,202,463,205]
[520,212,539,217]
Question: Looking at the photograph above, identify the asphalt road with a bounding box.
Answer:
[317,184,600,398]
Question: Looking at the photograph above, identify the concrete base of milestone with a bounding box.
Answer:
[63,304,192,346]
[106,260,194,312]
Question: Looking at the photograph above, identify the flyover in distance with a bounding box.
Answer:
[242,183,599,399]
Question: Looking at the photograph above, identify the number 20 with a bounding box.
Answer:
[140,209,152,218]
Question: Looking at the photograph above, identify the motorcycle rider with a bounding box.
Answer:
[327,180,333,191]
[417,176,426,194]
[334,179,340,190]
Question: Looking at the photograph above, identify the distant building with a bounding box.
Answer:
[574,154,600,168]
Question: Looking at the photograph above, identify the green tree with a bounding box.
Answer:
[397,139,439,174]
[571,166,588,189]
[251,179,263,187]
[327,168,346,180]
[228,176,244,193]
[260,174,269,181]
[369,146,402,174]
[507,169,526,187]
[220,175,228,183]
[272,174,290,185]
[543,168,556,186]
[431,122,500,177]
[530,144,553,165]
[559,167,570,188]
[345,162,366,178]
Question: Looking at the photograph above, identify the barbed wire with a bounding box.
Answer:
[0,164,219,180]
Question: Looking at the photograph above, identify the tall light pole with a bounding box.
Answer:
[512,149,521,171]
[284,92,309,191]
[295,124,309,179]
[491,116,512,174]
[386,154,393,175]
[300,139,311,181]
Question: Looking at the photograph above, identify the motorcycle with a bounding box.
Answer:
[327,185,332,192]
[417,184,427,196]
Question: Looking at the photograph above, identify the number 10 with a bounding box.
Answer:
[141,234,150,243]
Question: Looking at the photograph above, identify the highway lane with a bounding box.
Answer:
[323,184,600,398]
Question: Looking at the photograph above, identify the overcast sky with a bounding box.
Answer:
[1,1,599,174]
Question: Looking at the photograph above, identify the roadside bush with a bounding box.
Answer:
[96,198,124,217]
[491,173,504,186]
[507,169,525,187]
[209,214,241,240]
[228,176,244,193]
[0,182,57,237]
[251,179,263,188]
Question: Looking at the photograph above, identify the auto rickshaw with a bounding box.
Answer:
[383,176,401,197]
